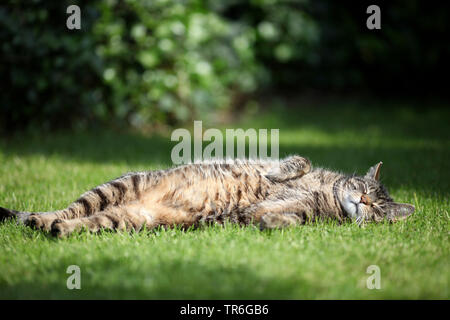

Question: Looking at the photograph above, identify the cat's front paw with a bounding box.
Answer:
[260,212,301,230]
[260,213,282,230]
[25,214,53,231]
[265,156,311,182]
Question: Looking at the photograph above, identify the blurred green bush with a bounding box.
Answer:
[0,0,447,133]
[0,0,319,132]
[94,0,261,127]
[0,1,102,132]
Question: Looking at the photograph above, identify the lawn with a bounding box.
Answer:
[0,98,448,299]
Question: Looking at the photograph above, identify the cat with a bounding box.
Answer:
[0,156,414,237]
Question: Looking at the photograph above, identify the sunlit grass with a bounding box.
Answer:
[0,101,448,299]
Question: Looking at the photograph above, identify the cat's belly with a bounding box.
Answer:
[128,173,270,227]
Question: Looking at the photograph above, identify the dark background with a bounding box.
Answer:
[1,0,448,133]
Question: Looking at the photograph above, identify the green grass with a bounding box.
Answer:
[0,98,449,299]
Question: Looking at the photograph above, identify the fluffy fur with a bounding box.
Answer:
[0,156,415,237]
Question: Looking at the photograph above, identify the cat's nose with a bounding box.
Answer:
[360,194,371,205]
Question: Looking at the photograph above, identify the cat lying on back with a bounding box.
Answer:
[0,156,414,237]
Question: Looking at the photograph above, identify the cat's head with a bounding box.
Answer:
[339,162,415,223]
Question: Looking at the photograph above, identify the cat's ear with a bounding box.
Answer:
[385,203,415,222]
[365,161,383,181]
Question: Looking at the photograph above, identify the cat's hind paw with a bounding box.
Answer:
[25,214,53,231]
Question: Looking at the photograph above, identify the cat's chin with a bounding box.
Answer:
[341,197,359,219]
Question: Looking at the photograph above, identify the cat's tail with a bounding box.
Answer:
[0,206,31,223]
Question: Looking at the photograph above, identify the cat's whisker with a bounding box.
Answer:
[356,216,364,227]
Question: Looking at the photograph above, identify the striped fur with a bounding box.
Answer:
[0,156,414,237]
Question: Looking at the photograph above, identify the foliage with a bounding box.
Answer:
[0,1,102,131]
[0,0,448,132]
[94,0,261,126]
[0,0,264,131]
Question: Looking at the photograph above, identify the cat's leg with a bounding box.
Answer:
[50,206,149,237]
[25,172,149,231]
[260,212,303,230]
[265,156,311,182]
[241,196,312,230]
[49,202,195,237]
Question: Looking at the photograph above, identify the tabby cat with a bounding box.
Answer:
[0,156,414,237]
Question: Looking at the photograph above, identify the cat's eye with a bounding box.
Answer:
[363,184,369,194]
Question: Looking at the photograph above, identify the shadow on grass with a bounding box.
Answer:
[0,257,306,299]
[0,130,175,168]
[253,96,450,142]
